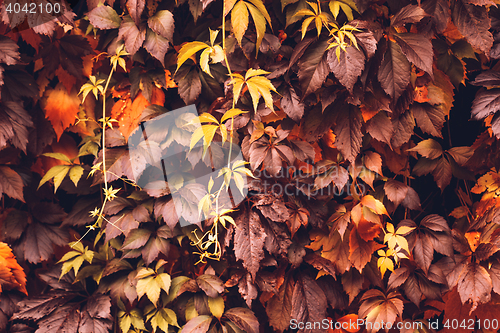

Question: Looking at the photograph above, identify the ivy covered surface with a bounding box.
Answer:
[1,0,500,332]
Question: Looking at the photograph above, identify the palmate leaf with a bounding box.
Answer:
[230,69,277,112]
[228,0,272,53]
[329,0,358,21]
[293,1,333,39]
[359,289,404,333]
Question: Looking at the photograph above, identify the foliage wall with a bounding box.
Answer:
[1,0,500,332]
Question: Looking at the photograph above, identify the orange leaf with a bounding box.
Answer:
[55,65,76,93]
[113,92,151,139]
[337,314,360,333]
[414,86,430,103]
[360,106,379,122]
[0,242,27,295]
[165,70,177,88]
[150,87,166,105]
[44,83,81,140]
[323,129,336,148]
[464,231,480,252]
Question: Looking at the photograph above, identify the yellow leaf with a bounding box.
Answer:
[395,226,415,235]
[246,2,267,52]
[69,165,84,187]
[176,41,210,72]
[361,195,389,216]
[246,0,272,26]
[200,48,212,77]
[137,275,161,305]
[208,296,225,319]
[231,1,249,46]
[38,165,71,193]
[156,273,171,294]
[221,108,247,123]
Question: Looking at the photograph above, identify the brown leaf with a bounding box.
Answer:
[363,151,382,175]
[378,40,411,100]
[342,268,365,304]
[349,226,383,271]
[384,179,409,208]
[224,308,259,333]
[457,261,492,312]
[452,0,493,56]
[411,103,445,138]
[281,86,304,122]
[366,112,394,147]
[333,105,363,163]
[291,273,327,333]
[327,44,366,93]
[391,4,428,26]
[0,166,24,202]
[358,290,404,333]
[238,273,258,307]
[394,33,433,76]
[118,15,146,55]
[234,208,266,280]
[391,110,415,148]
[266,275,294,332]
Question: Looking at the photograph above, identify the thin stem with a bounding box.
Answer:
[101,67,115,191]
